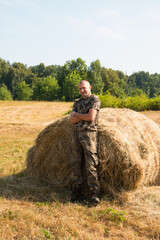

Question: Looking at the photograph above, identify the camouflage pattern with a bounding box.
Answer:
[70,131,100,193]
[70,95,101,195]
[72,94,100,131]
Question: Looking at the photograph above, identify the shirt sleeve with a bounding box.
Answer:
[72,101,77,112]
[91,95,101,111]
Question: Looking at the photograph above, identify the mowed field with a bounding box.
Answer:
[0,101,160,240]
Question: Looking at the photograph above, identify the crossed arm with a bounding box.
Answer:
[70,109,97,124]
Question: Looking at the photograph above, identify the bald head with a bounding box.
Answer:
[78,80,90,87]
[78,80,92,98]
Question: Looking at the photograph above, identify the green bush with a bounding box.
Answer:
[147,96,160,110]
[99,93,160,111]
[15,81,32,100]
[99,93,121,108]
[32,76,60,101]
[119,95,149,111]
[0,84,13,100]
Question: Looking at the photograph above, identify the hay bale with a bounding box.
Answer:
[26,108,160,194]
[27,117,73,186]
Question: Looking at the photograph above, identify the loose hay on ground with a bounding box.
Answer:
[26,108,160,195]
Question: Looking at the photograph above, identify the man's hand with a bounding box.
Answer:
[71,111,76,117]
[70,111,81,124]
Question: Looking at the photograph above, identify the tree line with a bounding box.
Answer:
[0,57,160,101]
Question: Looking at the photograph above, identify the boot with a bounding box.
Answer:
[90,195,100,205]
[71,185,83,203]
[90,188,100,205]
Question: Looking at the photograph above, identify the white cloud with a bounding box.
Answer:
[96,26,127,41]
[0,0,14,6]
[67,16,78,27]
[66,16,127,42]
[97,8,121,20]
[0,0,41,11]
[9,0,38,8]
[137,10,160,24]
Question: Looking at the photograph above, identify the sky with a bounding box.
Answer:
[1,0,160,76]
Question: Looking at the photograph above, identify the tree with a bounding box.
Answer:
[63,71,81,101]
[58,58,88,99]
[88,60,104,95]
[150,73,160,97]
[64,58,88,79]
[7,62,35,98]
[127,71,152,97]
[0,84,13,100]
[0,58,10,86]
[45,65,61,79]
[101,68,125,97]
[30,63,46,78]
[32,76,60,101]
[15,81,32,100]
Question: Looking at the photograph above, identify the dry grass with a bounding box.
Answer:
[0,101,72,126]
[0,101,160,240]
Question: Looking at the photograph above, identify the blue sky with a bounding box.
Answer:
[1,0,160,75]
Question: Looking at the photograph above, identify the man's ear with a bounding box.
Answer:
[90,86,92,90]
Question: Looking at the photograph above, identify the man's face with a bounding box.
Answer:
[78,81,91,98]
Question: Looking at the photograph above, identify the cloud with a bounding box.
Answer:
[0,0,52,23]
[6,0,38,8]
[0,0,41,10]
[0,0,14,6]
[96,8,121,20]
[66,16,127,42]
[137,10,160,24]
[96,26,127,41]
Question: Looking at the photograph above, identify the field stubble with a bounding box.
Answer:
[0,101,160,240]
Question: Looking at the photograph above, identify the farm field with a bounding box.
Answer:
[0,101,160,240]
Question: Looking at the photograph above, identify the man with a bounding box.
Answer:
[70,80,101,204]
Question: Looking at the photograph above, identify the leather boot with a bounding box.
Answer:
[90,188,100,205]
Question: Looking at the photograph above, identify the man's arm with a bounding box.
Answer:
[70,111,81,124]
[74,109,97,122]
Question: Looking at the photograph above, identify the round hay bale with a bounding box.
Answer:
[26,108,160,194]
[27,117,73,186]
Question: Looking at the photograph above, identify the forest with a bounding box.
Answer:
[1,57,160,105]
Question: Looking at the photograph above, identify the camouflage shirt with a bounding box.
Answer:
[72,94,101,131]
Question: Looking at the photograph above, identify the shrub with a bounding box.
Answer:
[98,93,160,111]
[99,93,121,108]
[32,76,60,101]
[119,95,149,111]
[0,84,13,100]
[15,81,32,100]
[147,96,160,110]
